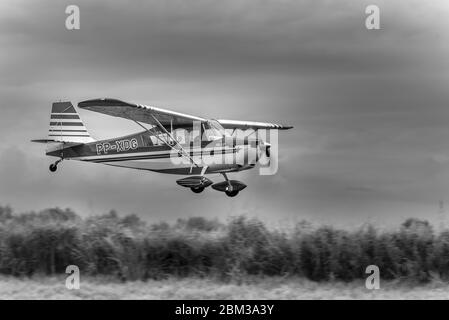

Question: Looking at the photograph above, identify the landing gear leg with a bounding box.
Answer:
[221,173,239,197]
[49,158,63,173]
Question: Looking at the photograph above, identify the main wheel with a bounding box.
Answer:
[225,190,239,197]
[191,186,205,194]
[49,164,57,172]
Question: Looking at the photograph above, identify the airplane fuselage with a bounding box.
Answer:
[46,130,261,175]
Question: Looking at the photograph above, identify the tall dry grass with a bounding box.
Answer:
[0,205,448,283]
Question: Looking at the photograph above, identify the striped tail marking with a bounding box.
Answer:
[48,102,95,144]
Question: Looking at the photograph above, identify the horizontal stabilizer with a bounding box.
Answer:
[31,139,57,143]
[31,139,84,147]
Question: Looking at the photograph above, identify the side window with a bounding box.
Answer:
[174,128,187,145]
[141,133,153,147]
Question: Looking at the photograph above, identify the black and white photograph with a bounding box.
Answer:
[1,0,449,307]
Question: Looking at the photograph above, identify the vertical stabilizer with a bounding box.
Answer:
[48,101,95,144]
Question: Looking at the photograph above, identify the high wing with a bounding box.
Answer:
[78,98,204,169]
[78,98,206,128]
[78,98,292,130]
[217,119,293,130]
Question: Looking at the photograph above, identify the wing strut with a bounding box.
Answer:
[134,120,199,171]
[149,114,200,171]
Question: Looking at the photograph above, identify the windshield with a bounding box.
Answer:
[207,120,226,135]
[202,119,229,141]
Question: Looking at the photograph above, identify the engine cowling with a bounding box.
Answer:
[257,142,278,174]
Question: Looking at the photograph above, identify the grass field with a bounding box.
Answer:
[1,276,448,299]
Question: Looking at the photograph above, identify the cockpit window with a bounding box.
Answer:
[202,120,228,141]
[207,120,226,134]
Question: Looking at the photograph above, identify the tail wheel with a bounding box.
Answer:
[225,190,239,197]
[49,164,57,172]
[191,186,205,194]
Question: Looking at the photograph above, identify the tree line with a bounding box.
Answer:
[0,205,447,282]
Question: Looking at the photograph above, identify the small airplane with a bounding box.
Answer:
[32,98,292,197]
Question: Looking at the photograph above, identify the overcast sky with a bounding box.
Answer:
[1,0,449,228]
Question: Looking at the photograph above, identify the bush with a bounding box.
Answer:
[0,205,448,282]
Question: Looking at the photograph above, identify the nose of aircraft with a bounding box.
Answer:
[256,141,275,169]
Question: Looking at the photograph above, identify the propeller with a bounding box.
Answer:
[258,141,271,164]
[257,141,278,174]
